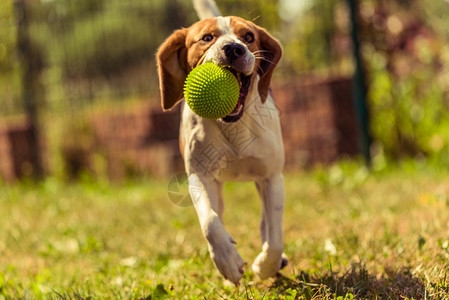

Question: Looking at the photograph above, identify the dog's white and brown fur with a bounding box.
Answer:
[157,0,287,286]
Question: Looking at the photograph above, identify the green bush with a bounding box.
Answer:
[363,0,449,162]
[60,13,157,78]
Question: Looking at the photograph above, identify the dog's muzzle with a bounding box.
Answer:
[220,43,252,123]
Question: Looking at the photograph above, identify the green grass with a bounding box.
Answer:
[1,161,449,299]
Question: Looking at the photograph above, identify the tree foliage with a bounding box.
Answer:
[358,0,449,160]
[0,0,21,115]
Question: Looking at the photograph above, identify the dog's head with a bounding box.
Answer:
[157,16,282,122]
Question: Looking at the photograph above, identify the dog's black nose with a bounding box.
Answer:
[224,43,246,60]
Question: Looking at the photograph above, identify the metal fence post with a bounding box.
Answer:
[14,0,44,179]
[347,0,372,166]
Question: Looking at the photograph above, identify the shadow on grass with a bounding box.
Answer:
[272,263,427,299]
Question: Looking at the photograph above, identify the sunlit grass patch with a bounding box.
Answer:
[1,162,449,298]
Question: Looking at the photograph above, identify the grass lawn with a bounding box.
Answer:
[1,161,449,299]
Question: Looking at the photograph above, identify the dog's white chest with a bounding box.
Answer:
[182,95,284,182]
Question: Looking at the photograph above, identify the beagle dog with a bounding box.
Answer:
[157,0,287,286]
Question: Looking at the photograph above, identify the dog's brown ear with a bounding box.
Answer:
[157,29,189,110]
[256,27,282,103]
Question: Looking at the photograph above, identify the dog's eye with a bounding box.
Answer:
[202,34,214,42]
[244,32,255,44]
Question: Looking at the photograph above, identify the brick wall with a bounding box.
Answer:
[0,120,40,182]
[274,77,359,169]
[0,123,15,182]
[90,105,183,179]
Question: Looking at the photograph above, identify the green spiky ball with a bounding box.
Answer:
[184,62,240,119]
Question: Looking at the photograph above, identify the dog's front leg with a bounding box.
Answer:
[252,174,287,279]
[188,173,245,286]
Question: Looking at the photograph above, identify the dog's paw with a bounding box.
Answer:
[209,236,245,286]
[280,253,289,270]
[252,249,288,279]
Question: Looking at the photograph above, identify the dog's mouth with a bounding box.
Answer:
[221,67,252,123]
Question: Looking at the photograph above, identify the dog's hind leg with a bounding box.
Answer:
[253,174,288,279]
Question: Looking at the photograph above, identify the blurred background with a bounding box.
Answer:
[0,0,448,182]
